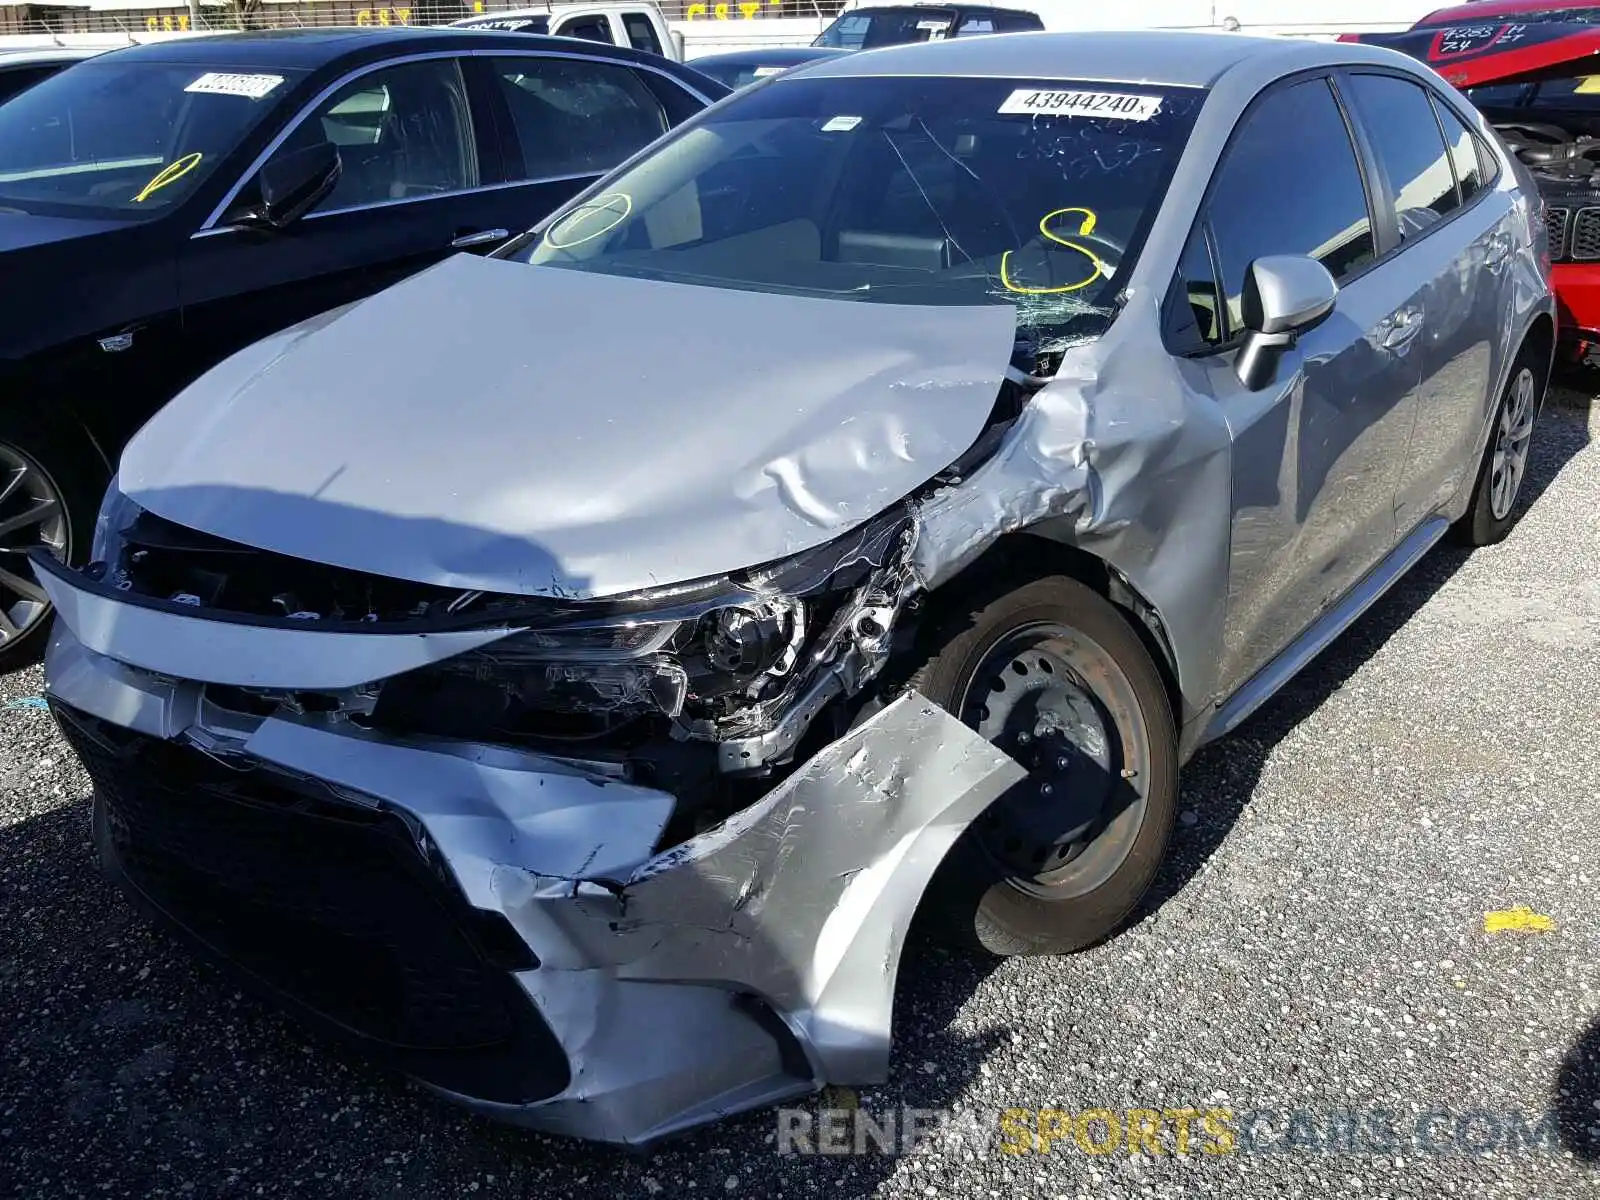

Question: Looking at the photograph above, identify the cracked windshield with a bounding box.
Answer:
[523,74,1206,358]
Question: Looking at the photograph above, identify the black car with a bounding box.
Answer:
[687,45,844,90]
[812,3,1044,49]
[0,28,726,665]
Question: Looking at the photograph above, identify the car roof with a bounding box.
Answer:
[795,28,1403,88]
[0,47,101,65]
[91,26,653,70]
[1415,0,1600,26]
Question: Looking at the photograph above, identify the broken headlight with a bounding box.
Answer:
[418,594,804,722]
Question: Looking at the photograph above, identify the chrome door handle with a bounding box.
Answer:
[1485,233,1513,268]
[451,228,509,249]
[1381,308,1424,350]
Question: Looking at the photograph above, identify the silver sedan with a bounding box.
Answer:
[33,30,1552,1145]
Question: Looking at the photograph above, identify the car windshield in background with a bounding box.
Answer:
[524,75,1205,353]
[1468,74,1600,113]
[694,60,791,89]
[814,7,959,48]
[0,60,304,219]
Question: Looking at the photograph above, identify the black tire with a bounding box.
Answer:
[0,410,107,672]
[898,574,1178,957]
[1452,343,1546,547]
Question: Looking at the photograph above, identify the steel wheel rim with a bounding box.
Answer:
[1490,367,1536,521]
[956,622,1150,900]
[0,443,66,649]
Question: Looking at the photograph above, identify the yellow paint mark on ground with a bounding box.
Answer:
[1483,906,1556,934]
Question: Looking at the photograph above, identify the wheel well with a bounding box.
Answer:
[1525,312,1555,383]
[0,374,116,474]
[917,533,1185,726]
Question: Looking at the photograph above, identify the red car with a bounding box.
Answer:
[1346,20,1600,363]
[1410,0,1600,28]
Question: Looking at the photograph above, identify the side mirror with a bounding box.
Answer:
[1234,254,1338,390]
[238,142,341,231]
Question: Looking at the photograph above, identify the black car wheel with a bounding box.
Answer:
[0,413,103,671]
[900,574,1178,957]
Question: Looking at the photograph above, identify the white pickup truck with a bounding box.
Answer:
[451,2,686,60]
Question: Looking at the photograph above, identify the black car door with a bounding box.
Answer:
[177,53,512,372]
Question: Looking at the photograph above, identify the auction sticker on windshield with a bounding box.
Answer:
[184,72,286,100]
[998,89,1163,121]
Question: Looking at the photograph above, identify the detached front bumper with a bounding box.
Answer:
[39,565,1024,1146]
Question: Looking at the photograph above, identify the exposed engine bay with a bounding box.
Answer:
[1497,119,1600,181]
[1483,102,1600,260]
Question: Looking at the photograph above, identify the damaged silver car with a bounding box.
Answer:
[34,31,1552,1145]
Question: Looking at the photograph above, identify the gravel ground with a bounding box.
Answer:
[2,395,1597,1200]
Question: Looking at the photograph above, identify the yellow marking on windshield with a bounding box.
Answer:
[545,192,633,251]
[132,152,203,203]
[999,206,1107,295]
[1577,75,1600,94]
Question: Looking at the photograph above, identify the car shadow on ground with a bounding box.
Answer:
[1555,1015,1600,1160]
[0,409,1591,1196]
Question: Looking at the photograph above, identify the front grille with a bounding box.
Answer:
[1546,206,1570,261]
[54,701,570,1105]
[1573,208,1600,260]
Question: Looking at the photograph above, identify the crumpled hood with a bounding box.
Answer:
[119,253,1018,598]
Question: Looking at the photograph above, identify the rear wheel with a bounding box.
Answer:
[1453,345,1544,547]
[902,575,1179,957]
[0,413,104,671]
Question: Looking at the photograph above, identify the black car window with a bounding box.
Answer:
[1346,73,1460,237]
[622,12,664,54]
[815,8,958,48]
[1205,77,1374,335]
[491,57,667,179]
[555,15,615,43]
[993,10,1045,30]
[1432,96,1487,204]
[0,59,306,220]
[0,63,65,105]
[263,59,477,215]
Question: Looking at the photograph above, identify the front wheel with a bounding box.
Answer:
[902,574,1179,957]
[0,412,105,671]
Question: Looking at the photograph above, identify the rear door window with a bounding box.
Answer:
[1345,73,1460,238]
[490,56,668,179]
[553,14,615,43]
[622,12,664,54]
[1432,97,1488,204]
